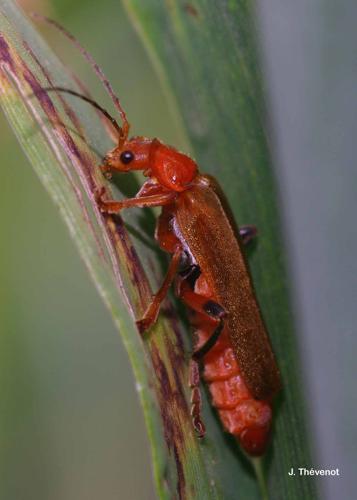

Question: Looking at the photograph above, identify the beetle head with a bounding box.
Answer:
[102,137,198,192]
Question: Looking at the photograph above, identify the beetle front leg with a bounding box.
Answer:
[96,187,176,214]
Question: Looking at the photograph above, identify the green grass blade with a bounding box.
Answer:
[123,1,318,499]
[0,1,223,498]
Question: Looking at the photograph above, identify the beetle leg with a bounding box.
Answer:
[239,225,257,245]
[188,316,225,438]
[178,284,226,320]
[176,274,227,437]
[96,188,177,214]
[176,273,227,354]
[189,358,205,438]
[136,247,182,334]
[192,317,225,360]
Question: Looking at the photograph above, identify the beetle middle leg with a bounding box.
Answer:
[136,246,182,333]
[137,207,184,333]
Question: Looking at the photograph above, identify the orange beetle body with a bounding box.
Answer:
[98,136,281,457]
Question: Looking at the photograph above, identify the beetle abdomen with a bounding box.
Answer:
[196,326,272,456]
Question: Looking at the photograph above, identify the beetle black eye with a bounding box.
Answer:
[120,150,134,164]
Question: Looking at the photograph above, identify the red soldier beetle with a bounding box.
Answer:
[37,15,281,457]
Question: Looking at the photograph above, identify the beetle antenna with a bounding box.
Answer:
[43,86,122,135]
[30,12,130,145]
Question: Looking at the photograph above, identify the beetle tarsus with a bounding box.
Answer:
[189,359,206,438]
[94,186,108,211]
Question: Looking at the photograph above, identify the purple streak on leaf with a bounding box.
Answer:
[0,34,15,72]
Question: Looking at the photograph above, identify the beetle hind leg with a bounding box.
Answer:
[189,314,226,438]
[189,357,206,438]
[193,317,225,360]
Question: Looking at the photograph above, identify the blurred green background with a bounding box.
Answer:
[1,1,356,499]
